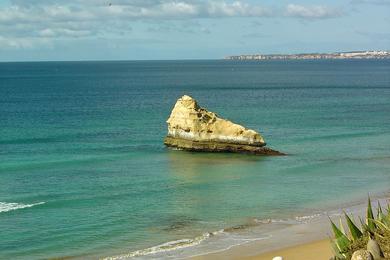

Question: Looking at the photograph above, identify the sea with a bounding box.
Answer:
[1,59,390,259]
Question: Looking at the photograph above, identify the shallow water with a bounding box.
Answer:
[0,59,390,259]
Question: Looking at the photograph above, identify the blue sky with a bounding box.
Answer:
[0,0,389,61]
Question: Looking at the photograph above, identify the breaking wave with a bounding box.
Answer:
[253,212,323,225]
[102,230,224,260]
[103,212,327,259]
[0,202,45,213]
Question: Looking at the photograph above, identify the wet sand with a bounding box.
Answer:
[193,196,388,260]
[193,216,333,260]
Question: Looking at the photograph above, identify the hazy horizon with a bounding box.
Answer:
[1,49,389,63]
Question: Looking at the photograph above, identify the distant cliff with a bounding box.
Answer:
[225,50,390,60]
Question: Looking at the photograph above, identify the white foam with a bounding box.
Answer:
[183,235,271,259]
[295,213,322,222]
[0,201,45,213]
[102,230,224,260]
[254,217,299,225]
[253,212,324,226]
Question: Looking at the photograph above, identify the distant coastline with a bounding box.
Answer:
[225,50,390,60]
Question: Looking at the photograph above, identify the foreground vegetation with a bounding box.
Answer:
[330,198,390,260]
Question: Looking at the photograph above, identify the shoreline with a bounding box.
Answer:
[101,192,389,260]
[190,194,389,260]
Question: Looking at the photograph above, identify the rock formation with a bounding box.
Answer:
[164,95,284,155]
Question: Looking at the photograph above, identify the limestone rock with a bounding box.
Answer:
[351,250,374,260]
[164,95,284,155]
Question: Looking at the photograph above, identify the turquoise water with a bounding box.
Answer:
[0,60,390,259]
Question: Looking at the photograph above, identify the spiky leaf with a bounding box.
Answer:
[330,219,351,252]
[339,218,346,235]
[377,201,383,218]
[378,211,386,223]
[373,219,390,232]
[344,212,363,241]
[383,214,390,227]
[359,216,373,235]
[367,197,376,231]
[331,240,346,259]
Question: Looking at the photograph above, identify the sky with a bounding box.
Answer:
[0,0,389,61]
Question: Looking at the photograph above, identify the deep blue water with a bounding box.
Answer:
[0,60,390,259]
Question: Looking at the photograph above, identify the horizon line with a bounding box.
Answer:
[1,49,390,63]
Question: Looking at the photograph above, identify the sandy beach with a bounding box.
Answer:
[194,239,333,260]
[193,216,333,260]
[193,196,389,260]
[246,239,332,260]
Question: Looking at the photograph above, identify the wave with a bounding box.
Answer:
[295,213,322,222]
[102,230,224,260]
[103,212,329,259]
[253,212,323,226]
[0,201,45,213]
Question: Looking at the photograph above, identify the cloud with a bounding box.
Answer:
[147,20,211,34]
[38,28,94,38]
[285,4,343,19]
[0,1,343,49]
[1,1,272,22]
[0,36,51,49]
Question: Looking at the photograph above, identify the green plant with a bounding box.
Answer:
[330,197,390,260]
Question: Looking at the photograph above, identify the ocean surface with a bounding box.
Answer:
[1,59,390,259]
